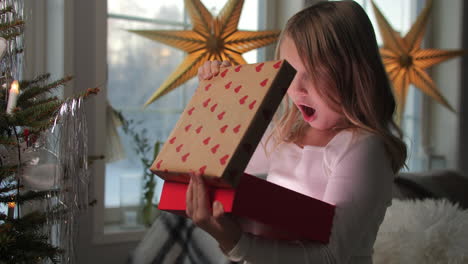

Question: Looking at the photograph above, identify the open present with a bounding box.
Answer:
[151,60,335,242]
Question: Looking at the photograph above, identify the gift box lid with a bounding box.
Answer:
[150,60,296,187]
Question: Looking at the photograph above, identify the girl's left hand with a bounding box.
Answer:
[186,172,242,252]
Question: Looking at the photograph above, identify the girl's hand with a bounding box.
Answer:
[186,172,242,252]
[197,60,232,81]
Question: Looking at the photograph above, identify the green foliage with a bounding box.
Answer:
[10,100,62,126]
[0,20,24,40]
[0,212,62,264]
[18,76,72,105]
[0,6,13,16]
[0,165,18,183]
[0,74,67,262]
[0,3,76,263]
[0,190,59,205]
[118,111,161,227]
[19,74,51,89]
[0,136,16,146]
[0,182,17,194]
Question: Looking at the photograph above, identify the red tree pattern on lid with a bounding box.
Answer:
[233,125,241,133]
[255,62,265,72]
[176,144,183,152]
[211,144,220,153]
[221,69,228,77]
[182,153,190,162]
[273,61,282,69]
[203,137,211,145]
[203,98,211,107]
[188,107,195,115]
[249,100,257,110]
[239,95,248,104]
[217,111,226,120]
[220,154,229,165]
[210,103,218,112]
[220,125,228,133]
[199,165,207,174]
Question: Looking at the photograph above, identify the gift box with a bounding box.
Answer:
[158,173,335,243]
[152,59,335,243]
[150,60,296,188]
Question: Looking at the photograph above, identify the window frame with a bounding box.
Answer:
[346,0,430,172]
[97,0,273,244]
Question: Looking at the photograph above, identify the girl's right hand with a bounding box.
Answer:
[197,60,231,81]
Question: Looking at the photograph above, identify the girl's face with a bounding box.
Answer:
[280,36,345,132]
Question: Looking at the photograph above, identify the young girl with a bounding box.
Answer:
[186,1,407,263]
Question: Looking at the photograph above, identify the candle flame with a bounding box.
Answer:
[10,80,19,94]
[8,201,15,208]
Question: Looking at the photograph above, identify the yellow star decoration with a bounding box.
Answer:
[371,0,465,121]
[130,0,280,106]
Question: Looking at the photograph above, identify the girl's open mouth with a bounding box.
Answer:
[299,104,317,122]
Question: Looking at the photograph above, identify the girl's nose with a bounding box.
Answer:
[290,79,308,95]
[296,85,308,95]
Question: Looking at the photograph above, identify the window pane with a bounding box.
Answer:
[351,0,423,171]
[106,10,188,209]
[105,1,260,212]
[108,1,185,24]
[351,0,413,46]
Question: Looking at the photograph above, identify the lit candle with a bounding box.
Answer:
[7,201,15,219]
[6,80,19,114]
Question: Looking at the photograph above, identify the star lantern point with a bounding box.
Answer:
[130,0,281,106]
[371,0,465,122]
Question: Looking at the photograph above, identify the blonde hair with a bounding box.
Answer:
[269,1,407,173]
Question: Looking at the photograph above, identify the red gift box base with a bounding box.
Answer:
[158,173,335,243]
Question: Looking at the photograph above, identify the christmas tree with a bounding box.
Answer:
[0,1,97,263]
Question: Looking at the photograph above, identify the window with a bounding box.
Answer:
[104,0,263,233]
[350,0,427,171]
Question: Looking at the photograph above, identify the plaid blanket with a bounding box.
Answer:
[131,212,237,264]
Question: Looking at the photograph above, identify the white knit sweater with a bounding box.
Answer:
[226,129,394,264]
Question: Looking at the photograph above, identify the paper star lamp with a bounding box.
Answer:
[371,0,465,120]
[130,0,281,106]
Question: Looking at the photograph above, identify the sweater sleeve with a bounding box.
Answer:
[226,133,394,264]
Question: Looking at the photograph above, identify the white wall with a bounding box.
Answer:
[70,0,140,263]
[428,0,463,170]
